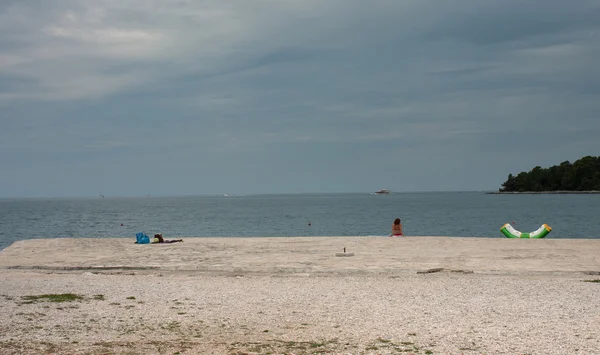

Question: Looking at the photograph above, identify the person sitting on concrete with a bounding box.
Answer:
[391,218,403,237]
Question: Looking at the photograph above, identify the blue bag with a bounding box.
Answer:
[135,232,150,244]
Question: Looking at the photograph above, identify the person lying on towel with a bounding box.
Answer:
[153,233,183,244]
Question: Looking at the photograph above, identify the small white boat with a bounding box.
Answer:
[374,189,391,195]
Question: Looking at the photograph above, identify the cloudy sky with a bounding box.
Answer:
[1,0,599,197]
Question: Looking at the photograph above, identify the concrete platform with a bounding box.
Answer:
[1,236,599,275]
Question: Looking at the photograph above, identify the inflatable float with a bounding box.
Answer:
[500,223,552,238]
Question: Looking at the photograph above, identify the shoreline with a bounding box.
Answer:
[1,237,600,354]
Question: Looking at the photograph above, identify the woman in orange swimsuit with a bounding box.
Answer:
[391,218,403,237]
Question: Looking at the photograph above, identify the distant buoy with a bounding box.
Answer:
[308,222,312,226]
[120,223,124,226]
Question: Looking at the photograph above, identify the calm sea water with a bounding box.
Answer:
[1,192,599,250]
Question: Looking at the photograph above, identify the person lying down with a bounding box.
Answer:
[153,233,183,244]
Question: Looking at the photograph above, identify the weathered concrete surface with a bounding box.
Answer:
[1,237,599,275]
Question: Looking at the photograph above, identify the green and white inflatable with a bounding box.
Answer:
[500,223,552,238]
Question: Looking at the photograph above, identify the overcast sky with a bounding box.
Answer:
[1,0,599,197]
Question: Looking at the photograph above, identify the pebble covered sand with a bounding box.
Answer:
[1,237,599,354]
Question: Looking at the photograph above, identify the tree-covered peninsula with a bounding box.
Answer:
[499,156,600,192]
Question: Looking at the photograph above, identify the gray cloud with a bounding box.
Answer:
[1,0,599,196]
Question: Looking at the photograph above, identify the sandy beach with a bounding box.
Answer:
[1,236,599,354]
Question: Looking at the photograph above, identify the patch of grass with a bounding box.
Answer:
[247,343,273,353]
[583,279,600,283]
[228,339,340,354]
[177,312,186,315]
[367,338,423,354]
[263,329,269,333]
[408,332,417,336]
[425,351,433,354]
[92,294,105,300]
[109,302,121,306]
[21,294,83,303]
[165,321,180,331]
[126,296,136,299]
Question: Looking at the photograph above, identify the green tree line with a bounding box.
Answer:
[500,156,600,192]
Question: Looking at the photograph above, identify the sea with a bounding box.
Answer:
[1,192,599,250]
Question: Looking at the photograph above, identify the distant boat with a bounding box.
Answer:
[99,194,105,198]
[374,189,391,195]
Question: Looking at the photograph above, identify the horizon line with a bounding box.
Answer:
[0,190,498,199]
